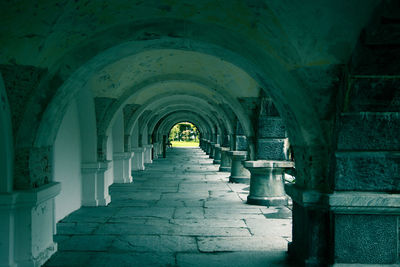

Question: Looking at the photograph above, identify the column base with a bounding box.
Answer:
[219,166,231,172]
[286,184,400,266]
[0,183,61,267]
[229,176,250,184]
[114,176,133,184]
[97,195,111,206]
[17,242,57,267]
[213,159,221,164]
[247,195,288,206]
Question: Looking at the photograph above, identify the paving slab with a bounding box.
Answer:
[177,251,291,267]
[45,147,292,267]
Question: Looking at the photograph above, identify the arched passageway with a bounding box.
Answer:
[45,147,292,267]
[1,1,399,266]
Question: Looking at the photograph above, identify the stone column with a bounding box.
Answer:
[0,183,61,267]
[228,151,250,183]
[212,144,221,164]
[205,140,211,155]
[81,161,112,206]
[199,138,204,150]
[143,144,153,164]
[245,98,290,206]
[158,142,163,157]
[209,142,215,159]
[245,160,293,205]
[113,152,134,183]
[131,147,145,171]
[152,143,159,159]
[219,147,232,172]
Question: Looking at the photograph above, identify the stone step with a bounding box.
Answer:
[334,151,400,191]
[345,76,400,112]
[350,44,400,76]
[362,21,400,45]
[337,112,400,151]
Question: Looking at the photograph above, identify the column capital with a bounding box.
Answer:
[0,182,61,209]
[131,147,144,153]
[113,152,134,160]
[285,184,400,215]
[244,160,294,169]
[227,150,248,160]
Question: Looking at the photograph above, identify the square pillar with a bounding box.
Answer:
[209,142,216,159]
[228,151,250,183]
[131,147,145,171]
[153,143,159,159]
[0,183,61,267]
[285,185,400,266]
[113,152,134,183]
[81,161,112,206]
[143,144,153,164]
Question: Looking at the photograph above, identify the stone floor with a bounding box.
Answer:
[45,147,292,267]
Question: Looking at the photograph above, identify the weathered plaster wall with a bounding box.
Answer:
[53,100,82,222]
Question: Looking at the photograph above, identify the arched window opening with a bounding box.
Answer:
[168,122,200,147]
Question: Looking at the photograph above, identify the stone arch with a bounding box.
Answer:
[155,112,211,140]
[149,108,215,139]
[31,18,324,191]
[128,94,233,138]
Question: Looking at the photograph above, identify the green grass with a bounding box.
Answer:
[170,141,199,147]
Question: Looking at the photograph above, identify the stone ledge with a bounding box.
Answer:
[131,147,144,153]
[244,160,294,168]
[285,184,400,214]
[227,150,247,158]
[113,152,134,160]
[143,144,153,148]
[0,182,61,209]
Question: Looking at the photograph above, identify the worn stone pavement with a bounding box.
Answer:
[45,147,292,267]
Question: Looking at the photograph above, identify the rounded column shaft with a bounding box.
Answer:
[209,142,215,159]
[213,144,221,164]
[228,151,250,183]
[244,160,293,206]
[219,147,232,172]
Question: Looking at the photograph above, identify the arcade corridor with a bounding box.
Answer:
[1,1,400,266]
[44,147,292,267]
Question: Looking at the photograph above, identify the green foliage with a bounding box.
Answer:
[169,122,199,142]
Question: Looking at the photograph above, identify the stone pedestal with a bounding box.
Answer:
[131,147,145,171]
[286,185,400,266]
[113,152,134,183]
[200,138,206,151]
[219,147,232,172]
[153,143,159,159]
[244,160,293,206]
[143,144,153,164]
[205,140,211,155]
[209,142,216,159]
[157,142,163,157]
[81,161,112,206]
[228,151,250,183]
[0,183,61,267]
[212,144,221,164]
